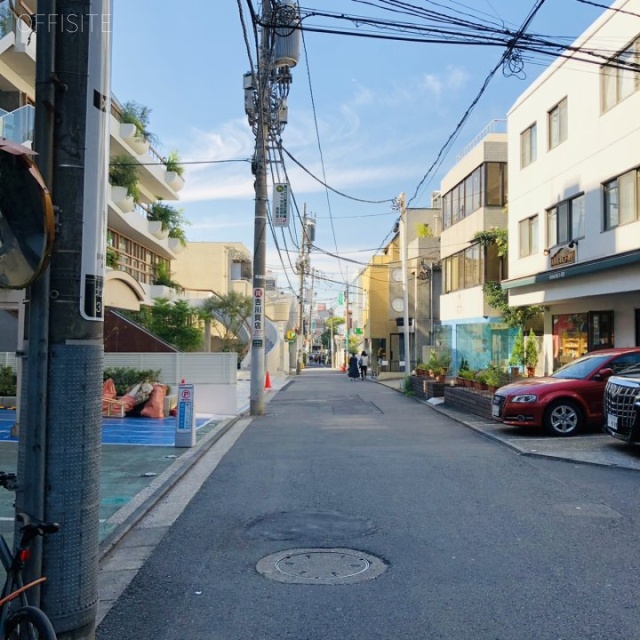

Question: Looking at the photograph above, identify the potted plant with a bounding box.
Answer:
[485,364,507,393]
[459,369,475,387]
[475,369,489,391]
[525,329,538,377]
[437,352,451,376]
[106,246,120,269]
[427,350,439,378]
[109,155,140,204]
[457,357,470,385]
[509,327,525,377]
[415,363,429,378]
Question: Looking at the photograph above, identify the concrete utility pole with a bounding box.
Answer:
[246,1,299,413]
[18,0,57,604]
[398,192,411,374]
[18,3,112,639]
[296,205,308,375]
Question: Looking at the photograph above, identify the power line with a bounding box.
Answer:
[280,145,395,204]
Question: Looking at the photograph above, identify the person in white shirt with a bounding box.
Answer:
[359,351,369,380]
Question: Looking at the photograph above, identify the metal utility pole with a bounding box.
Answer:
[398,193,411,374]
[18,3,112,638]
[246,1,299,413]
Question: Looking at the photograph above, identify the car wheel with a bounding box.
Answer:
[543,399,582,437]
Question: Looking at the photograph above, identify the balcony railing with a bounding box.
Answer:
[0,104,34,144]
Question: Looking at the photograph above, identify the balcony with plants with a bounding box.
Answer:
[109,99,185,201]
[108,156,178,260]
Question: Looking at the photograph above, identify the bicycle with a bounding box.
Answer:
[0,471,59,640]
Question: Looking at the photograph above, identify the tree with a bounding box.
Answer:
[320,316,345,349]
[130,298,203,352]
[200,292,252,353]
[474,228,542,329]
[525,328,539,368]
[509,327,525,368]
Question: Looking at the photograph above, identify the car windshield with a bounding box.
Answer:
[551,354,612,380]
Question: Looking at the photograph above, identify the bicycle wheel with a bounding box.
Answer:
[5,605,56,640]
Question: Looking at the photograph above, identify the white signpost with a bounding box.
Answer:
[175,382,196,448]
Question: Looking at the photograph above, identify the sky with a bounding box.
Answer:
[110,0,607,306]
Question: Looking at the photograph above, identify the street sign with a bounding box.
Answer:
[252,287,265,348]
[175,383,196,447]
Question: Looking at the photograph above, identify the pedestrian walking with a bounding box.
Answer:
[359,351,369,380]
[347,353,360,381]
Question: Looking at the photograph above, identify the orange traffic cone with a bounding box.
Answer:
[264,371,272,390]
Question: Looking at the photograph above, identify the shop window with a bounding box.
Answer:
[589,310,614,351]
[552,313,588,369]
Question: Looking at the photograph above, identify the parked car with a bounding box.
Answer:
[603,364,640,444]
[491,348,640,437]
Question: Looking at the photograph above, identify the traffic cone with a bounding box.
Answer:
[264,371,272,390]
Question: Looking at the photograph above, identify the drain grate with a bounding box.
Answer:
[256,548,387,585]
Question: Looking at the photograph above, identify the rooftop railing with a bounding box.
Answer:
[455,119,507,163]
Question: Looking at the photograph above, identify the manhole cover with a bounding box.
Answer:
[256,548,388,585]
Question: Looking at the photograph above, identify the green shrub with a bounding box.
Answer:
[0,366,16,396]
[103,367,161,396]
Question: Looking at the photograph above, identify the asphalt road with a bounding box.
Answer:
[97,368,640,640]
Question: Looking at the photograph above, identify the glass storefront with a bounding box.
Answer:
[552,311,614,370]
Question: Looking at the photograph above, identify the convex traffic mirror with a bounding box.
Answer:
[0,139,54,289]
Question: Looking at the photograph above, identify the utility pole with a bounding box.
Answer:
[344,268,350,366]
[18,3,112,639]
[246,1,299,413]
[18,0,57,604]
[307,267,316,352]
[296,205,307,375]
[398,193,411,374]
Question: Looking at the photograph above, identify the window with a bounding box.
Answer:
[441,162,505,229]
[604,169,640,230]
[485,162,507,206]
[443,243,485,293]
[520,123,537,168]
[518,215,539,257]
[546,194,584,248]
[548,98,568,149]
[601,37,640,112]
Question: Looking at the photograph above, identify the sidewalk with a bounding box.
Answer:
[374,375,640,472]
[0,374,291,549]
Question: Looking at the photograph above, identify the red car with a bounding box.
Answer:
[492,348,640,436]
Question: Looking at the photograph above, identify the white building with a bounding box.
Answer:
[505,0,640,373]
